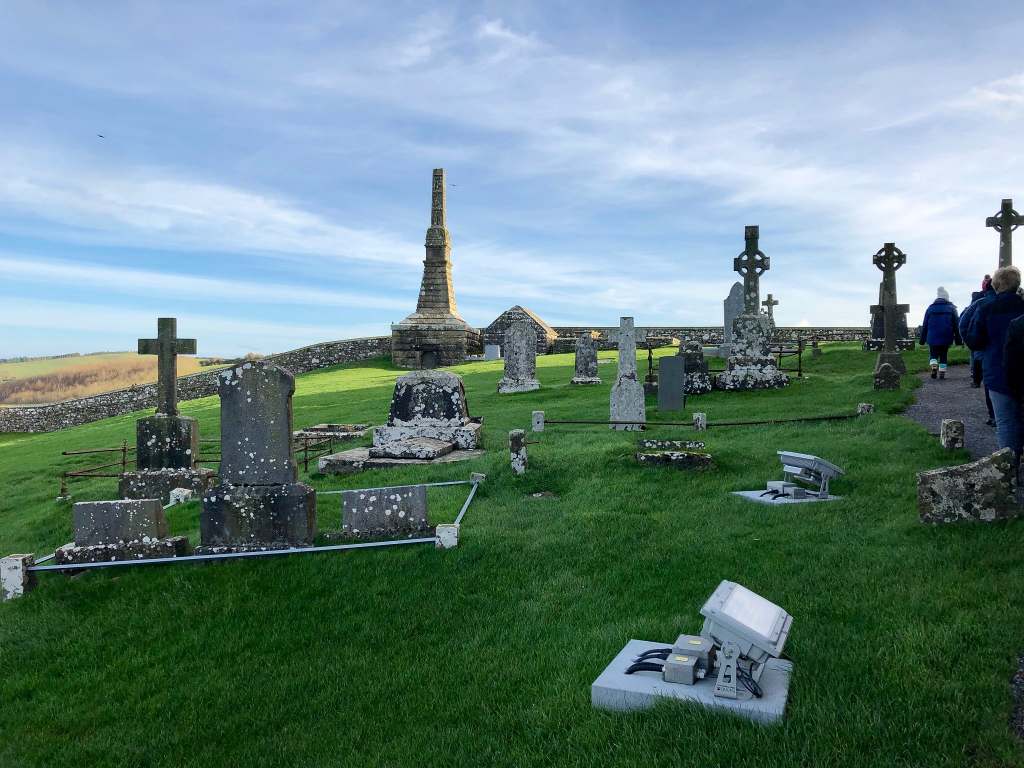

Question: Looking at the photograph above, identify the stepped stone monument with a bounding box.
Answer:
[56,498,190,564]
[679,342,712,394]
[715,227,788,390]
[609,317,646,430]
[871,243,908,390]
[498,321,541,393]
[571,332,601,385]
[119,318,214,504]
[199,362,316,551]
[319,370,483,474]
[391,168,482,369]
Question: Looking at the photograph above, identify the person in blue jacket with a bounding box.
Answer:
[960,275,996,424]
[919,287,962,379]
[964,266,1024,459]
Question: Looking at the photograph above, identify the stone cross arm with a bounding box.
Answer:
[138,317,197,416]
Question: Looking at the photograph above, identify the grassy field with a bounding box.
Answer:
[2,343,1022,768]
[0,353,217,405]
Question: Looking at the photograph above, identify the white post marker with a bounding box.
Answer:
[1,554,36,601]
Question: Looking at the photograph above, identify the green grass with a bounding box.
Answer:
[2,343,1022,768]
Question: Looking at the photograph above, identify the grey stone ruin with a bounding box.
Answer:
[986,197,1022,268]
[319,370,483,474]
[509,429,527,475]
[119,318,214,504]
[657,356,685,412]
[679,342,712,394]
[609,317,646,430]
[715,227,788,390]
[497,320,541,394]
[571,332,601,385]
[871,243,908,390]
[719,282,744,357]
[341,484,429,539]
[199,362,317,551]
[55,498,190,564]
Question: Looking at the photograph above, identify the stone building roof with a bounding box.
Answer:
[483,306,558,354]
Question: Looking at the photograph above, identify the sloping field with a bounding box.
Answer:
[2,344,1022,768]
[0,353,216,405]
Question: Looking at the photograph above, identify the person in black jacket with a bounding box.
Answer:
[1006,315,1024,403]
[919,287,962,379]
[965,266,1024,459]
[961,276,997,424]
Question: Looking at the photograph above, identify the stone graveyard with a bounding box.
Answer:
[119,318,214,504]
[715,227,788,390]
[199,362,317,552]
[319,370,484,474]
[497,320,541,393]
[570,333,601,385]
[608,317,646,430]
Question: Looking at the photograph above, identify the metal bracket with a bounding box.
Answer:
[714,641,739,699]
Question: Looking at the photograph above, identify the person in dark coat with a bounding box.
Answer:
[965,266,1024,458]
[961,275,996,423]
[919,287,961,379]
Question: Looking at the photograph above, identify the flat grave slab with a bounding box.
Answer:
[591,639,792,724]
[319,447,486,475]
[732,490,842,505]
[368,437,454,460]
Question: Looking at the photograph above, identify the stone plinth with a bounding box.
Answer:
[716,315,788,391]
[373,423,482,451]
[918,448,1020,524]
[200,482,317,550]
[368,437,454,460]
[341,484,429,538]
[119,467,215,505]
[55,537,191,565]
[136,414,199,470]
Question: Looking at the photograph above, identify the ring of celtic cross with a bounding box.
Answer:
[873,245,906,272]
[990,208,1020,232]
[735,249,768,276]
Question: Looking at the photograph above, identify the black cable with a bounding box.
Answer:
[736,666,763,698]
[633,648,672,662]
[625,661,665,675]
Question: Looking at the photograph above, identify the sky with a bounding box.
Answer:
[1,1,1022,357]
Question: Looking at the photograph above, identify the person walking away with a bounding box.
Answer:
[965,266,1024,460]
[919,287,961,379]
[961,274,997,425]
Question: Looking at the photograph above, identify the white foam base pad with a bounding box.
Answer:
[591,639,792,724]
[732,490,842,505]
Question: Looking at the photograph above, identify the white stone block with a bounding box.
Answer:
[693,412,707,431]
[532,411,545,432]
[1,554,36,601]
[168,487,195,505]
[435,523,460,549]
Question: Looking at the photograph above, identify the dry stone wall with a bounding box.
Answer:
[553,326,879,350]
[0,337,390,434]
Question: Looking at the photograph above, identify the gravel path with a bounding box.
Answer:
[904,363,998,459]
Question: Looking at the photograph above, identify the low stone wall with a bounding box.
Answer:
[0,336,391,434]
[552,326,877,347]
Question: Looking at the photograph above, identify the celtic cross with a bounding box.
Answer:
[872,243,907,355]
[733,225,769,313]
[986,198,1022,268]
[761,293,779,319]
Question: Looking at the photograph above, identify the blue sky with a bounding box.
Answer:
[1,1,1022,357]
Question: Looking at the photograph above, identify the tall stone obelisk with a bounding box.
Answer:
[391,169,482,368]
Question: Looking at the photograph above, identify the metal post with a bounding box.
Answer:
[121,440,128,473]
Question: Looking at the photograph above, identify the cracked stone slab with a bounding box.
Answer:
[917,447,1021,524]
[55,536,191,564]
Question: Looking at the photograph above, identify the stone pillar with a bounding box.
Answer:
[1,554,36,601]
[509,429,528,475]
[610,317,646,430]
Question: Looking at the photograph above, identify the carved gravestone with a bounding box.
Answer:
[609,317,646,430]
[374,370,482,449]
[341,484,429,538]
[498,321,541,394]
[987,198,1023,268]
[200,362,316,551]
[120,317,214,503]
[872,243,908,387]
[55,499,190,564]
[721,282,745,356]
[657,356,685,412]
[571,333,601,385]
[874,362,900,390]
[679,342,712,394]
[715,227,788,390]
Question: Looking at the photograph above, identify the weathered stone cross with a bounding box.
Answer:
[986,198,1022,268]
[761,293,779,319]
[138,317,196,416]
[733,225,769,314]
[608,317,646,377]
[872,243,907,354]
